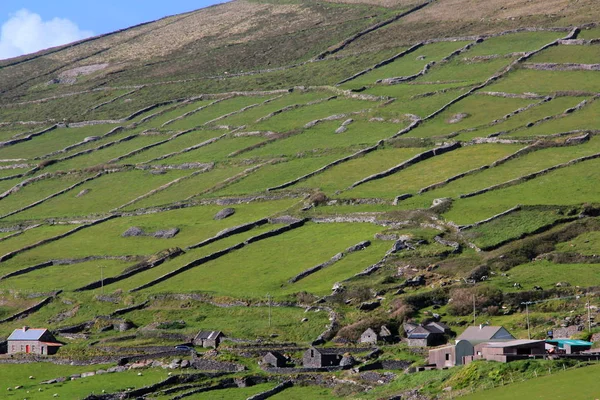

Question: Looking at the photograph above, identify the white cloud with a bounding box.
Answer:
[0,9,93,60]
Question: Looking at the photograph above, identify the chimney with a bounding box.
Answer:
[22,326,28,332]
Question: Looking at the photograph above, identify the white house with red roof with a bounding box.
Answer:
[7,326,62,355]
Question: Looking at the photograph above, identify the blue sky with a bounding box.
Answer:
[0,1,225,59]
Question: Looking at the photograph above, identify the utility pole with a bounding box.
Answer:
[267,293,272,328]
[522,301,531,339]
[588,293,592,333]
[473,294,476,325]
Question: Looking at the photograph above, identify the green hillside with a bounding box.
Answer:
[1,0,600,398]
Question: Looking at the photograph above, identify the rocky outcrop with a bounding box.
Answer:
[214,208,235,220]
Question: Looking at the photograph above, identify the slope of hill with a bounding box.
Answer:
[0,0,599,398]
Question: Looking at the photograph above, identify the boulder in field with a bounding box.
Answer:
[214,208,235,220]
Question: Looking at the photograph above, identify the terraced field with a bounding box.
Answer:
[1,1,600,398]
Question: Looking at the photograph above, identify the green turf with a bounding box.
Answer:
[485,69,600,94]
[343,143,522,199]
[458,361,600,400]
[143,222,383,298]
[466,31,564,57]
[529,42,600,64]
[444,158,600,224]
[343,41,472,88]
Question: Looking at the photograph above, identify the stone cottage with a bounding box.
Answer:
[7,327,62,355]
[360,328,379,344]
[262,351,287,367]
[303,347,343,368]
[193,331,225,348]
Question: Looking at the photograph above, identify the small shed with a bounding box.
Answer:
[360,328,379,344]
[407,325,445,347]
[7,327,62,355]
[193,331,225,348]
[303,347,343,368]
[546,339,593,354]
[262,351,287,367]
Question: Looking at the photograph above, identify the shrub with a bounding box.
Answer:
[447,286,503,316]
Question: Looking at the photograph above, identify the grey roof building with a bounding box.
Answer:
[7,327,62,355]
[456,325,515,344]
[193,331,225,348]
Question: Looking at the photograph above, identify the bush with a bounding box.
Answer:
[447,286,503,316]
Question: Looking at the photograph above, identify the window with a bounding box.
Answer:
[445,353,450,361]
[11,345,15,352]
[32,345,35,352]
[310,350,314,357]
[20,345,24,352]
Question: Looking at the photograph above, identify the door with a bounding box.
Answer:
[25,345,30,353]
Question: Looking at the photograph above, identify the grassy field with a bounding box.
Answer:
[459,363,600,400]
[485,69,600,94]
[444,157,600,224]
[342,40,472,88]
[529,42,600,64]
[343,143,522,199]
[466,31,564,57]
[142,222,384,298]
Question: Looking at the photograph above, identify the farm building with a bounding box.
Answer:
[456,325,515,344]
[471,339,546,363]
[7,327,62,355]
[303,347,343,368]
[406,321,450,347]
[262,351,287,367]
[429,339,474,368]
[193,331,225,348]
[546,339,593,354]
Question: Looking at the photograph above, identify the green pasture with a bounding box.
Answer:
[459,363,600,400]
[0,224,77,258]
[398,136,600,209]
[44,133,169,172]
[414,57,515,86]
[385,87,471,118]
[1,364,178,399]
[179,383,276,400]
[139,99,213,129]
[343,143,522,199]
[471,96,587,138]
[102,222,290,293]
[155,135,266,164]
[555,230,600,255]
[485,69,600,94]
[0,124,120,160]
[343,40,471,88]
[10,169,191,220]
[407,94,535,138]
[283,239,391,295]
[0,172,95,218]
[0,200,298,276]
[126,165,248,210]
[215,90,327,127]
[529,42,600,64]
[293,147,426,194]
[251,97,376,133]
[123,129,225,164]
[236,118,404,159]
[443,158,600,224]
[0,258,130,293]
[0,167,30,178]
[142,222,383,298]
[509,98,600,137]
[466,31,564,57]
[213,155,345,196]
[271,385,342,399]
[463,208,568,249]
[125,300,330,343]
[0,89,132,122]
[166,95,271,131]
[579,27,600,39]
